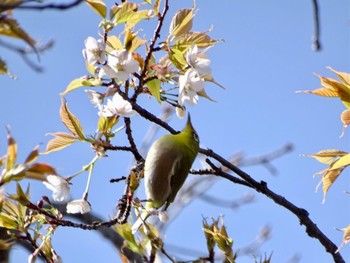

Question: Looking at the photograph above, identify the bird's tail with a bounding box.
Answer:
[131,211,151,234]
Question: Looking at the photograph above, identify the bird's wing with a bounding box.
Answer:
[165,152,191,210]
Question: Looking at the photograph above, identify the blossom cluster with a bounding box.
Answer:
[82,37,215,119]
[83,36,139,118]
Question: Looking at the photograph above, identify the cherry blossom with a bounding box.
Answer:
[66,199,91,214]
[82,36,106,65]
[99,49,139,81]
[98,93,137,118]
[43,175,70,202]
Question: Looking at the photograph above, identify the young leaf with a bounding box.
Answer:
[318,75,350,108]
[111,2,140,24]
[175,32,221,50]
[60,77,102,96]
[85,0,107,18]
[6,129,17,171]
[0,17,36,50]
[340,109,350,137]
[147,78,161,103]
[320,168,343,203]
[107,35,123,51]
[169,8,194,39]
[0,57,8,74]
[296,87,338,98]
[330,153,350,170]
[335,224,350,253]
[26,163,57,179]
[42,132,78,154]
[169,46,187,70]
[327,67,350,87]
[59,101,85,140]
[24,145,40,165]
[303,150,348,165]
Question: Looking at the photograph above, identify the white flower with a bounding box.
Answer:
[82,36,106,65]
[175,106,186,119]
[43,175,70,202]
[85,89,104,109]
[99,49,139,81]
[178,68,206,106]
[158,211,169,223]
[185,45,212,77]
[66,199,91,214]
[98,93,137,118]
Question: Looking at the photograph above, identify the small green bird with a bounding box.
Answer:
[132,115,200,233]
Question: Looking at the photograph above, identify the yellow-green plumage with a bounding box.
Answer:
[132,115,199,233]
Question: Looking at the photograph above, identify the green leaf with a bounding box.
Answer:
[169,8,193,39]
[147,78,161,103]
[0,213,18,229]
[111,2,141,25]
[60,77,102,96]
[59,101,85,140]
[169,47,187,70]
[97,116,119,133]
[42,132,78,154]
[86,0,107,18]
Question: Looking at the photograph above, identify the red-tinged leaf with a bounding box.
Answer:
[24,145,40,165]
[60,101,85,140]
[327,67,350,87]
[330,154,350,170]
[86,0,107,18]
[41,132,78,154]
[169,8,193,39]
[27,163,56,176]
[6,129,17,171]
[303,150,348,165]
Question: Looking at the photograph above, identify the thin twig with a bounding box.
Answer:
[311,0,321,51]
[132,0,170,101]
[124,117,144,162]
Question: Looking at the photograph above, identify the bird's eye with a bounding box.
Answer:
[193,131,199,143]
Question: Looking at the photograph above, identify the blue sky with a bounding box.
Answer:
[1,0,349,262]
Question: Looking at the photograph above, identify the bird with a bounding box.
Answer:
[132,115,200,233]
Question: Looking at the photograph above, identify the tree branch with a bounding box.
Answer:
[0,0,84,11]
[200,148,345,263]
